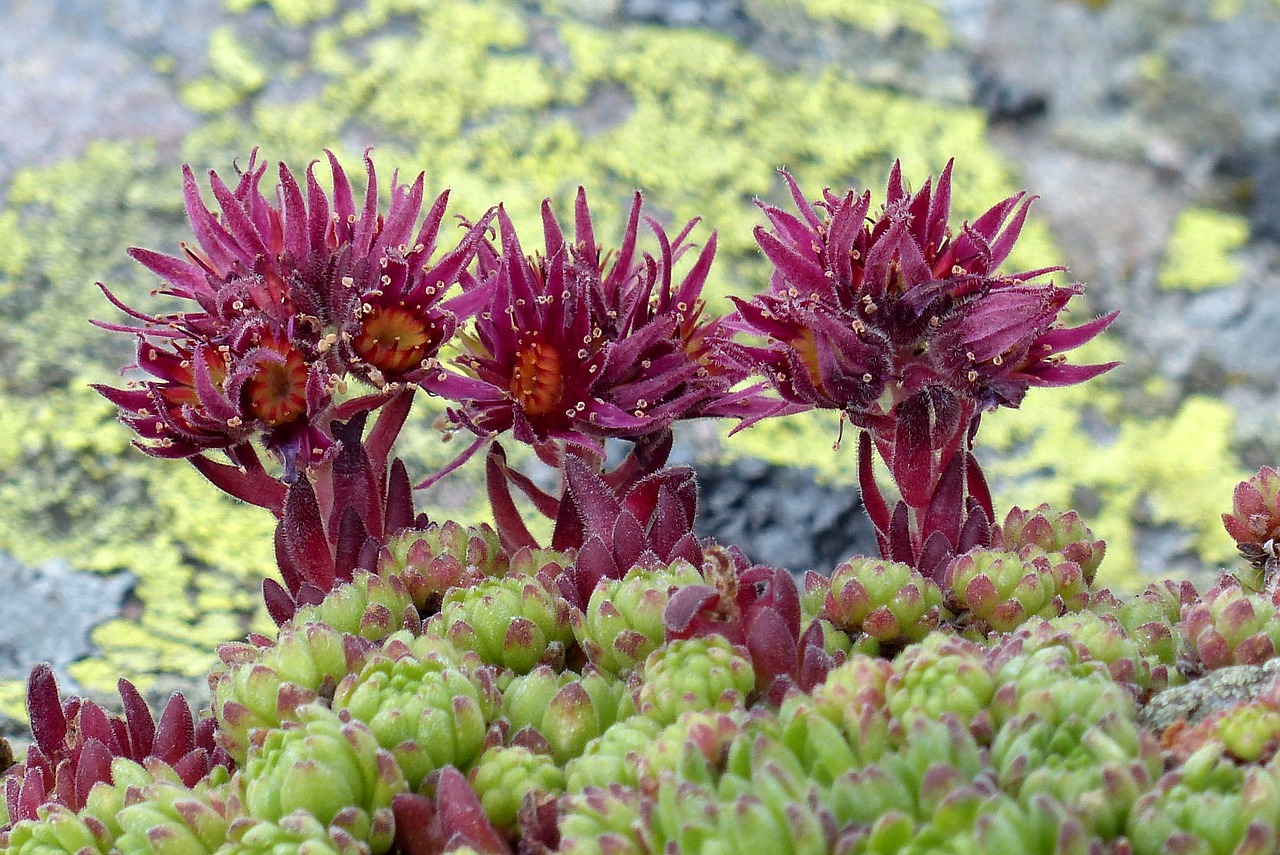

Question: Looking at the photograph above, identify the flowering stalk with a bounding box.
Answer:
[727,162,1118,579]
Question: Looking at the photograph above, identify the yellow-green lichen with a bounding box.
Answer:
[224,0,339,26]
[1157,206,1249,292]
[179,25,270,115]
[746,0,951,48]
[0,679,28,725]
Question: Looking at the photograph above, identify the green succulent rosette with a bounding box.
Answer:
[431,573,575,673]
[220,810,368,855]
[942,548,1059,634]
[112,767,235,855]
[501,665,627,764]
[779,695,880,786]
[1,803,114,855]
[991,709,1160,839]
[289,570,418,643]
[331,652,495,790]
[823,557,945,645]
[563,714,665,793]
[635,710,750,791]
[571,561,703,678]
[1111,581,1187,677]
[824,716,983,829]
[562,713,832,855]
[633,636,756,725]
[558,785,647,855]
[1044,611,1171,695]
[884,632,994,734]
[469,745,565,831]
[378,521,508,613]
[211,621,366,764]
[995,503,1106,585]
[232,704,405,855]
[1126,744,1280,855]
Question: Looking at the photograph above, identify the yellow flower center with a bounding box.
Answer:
[244,347,309,427]
[792,328,826,394]
[510,341,564,418]
[352,305,436,376]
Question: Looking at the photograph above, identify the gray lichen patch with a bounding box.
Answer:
[1139,658,1280,732]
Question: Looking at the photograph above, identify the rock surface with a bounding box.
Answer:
[0,553,134,738]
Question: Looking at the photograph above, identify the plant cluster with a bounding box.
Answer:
[2,152,1278,854]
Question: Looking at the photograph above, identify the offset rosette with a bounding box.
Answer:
[994,503,1106,585]
[1222,465,1280,573]
[992,707,1159,839]
[378,521,508,614]
[1181,575,1280,671]
[331,654,493,790]
[289,570,418,642]
[942,548,1058,633]
[468,745,564,831]
[231,705,405,855]
[823,557,944,645]
[210,621,366,764]
[112,765,235,855]
[633,636,755,725]
[563,712,833,855]
[0,804,115,855]
[1126,745,1280,855]
[572,561,703,678]
[826,715,993,845]
[431,574,575,673]
[563,715,665,793]
[501,666,627,764]
[984,625,1129,729]
[1045,611,1171,696]
[884,633,994,733]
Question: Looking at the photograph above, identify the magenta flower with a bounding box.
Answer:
[93,150,486,479]
[726,162,1119,576]
[437,188,753,462]
[729,160,1117,433]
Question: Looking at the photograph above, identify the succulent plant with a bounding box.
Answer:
[501,666,626,764]
[563,714,665,794]
[991,709,1160,839]
[289,570,420,643]
[1181,574,1280,672]
[232,704,405,854]
[884,632,994,733]
[942,548,1059,634]
[377,522,508,615]
[1222,465,1280,576]
[2,666,230,831]
[572,561,703,678]
[330,653,494,790]
[431,573,575,674]
[1126,745,1280,855]
[468,745,564,832]
[210,621,368,764]
[994,503,1106,585]
[37,148,1280,854]
[632,635,756,725]
[822,557,945,646]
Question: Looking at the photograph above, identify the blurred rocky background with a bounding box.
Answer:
[2,0,1277,731]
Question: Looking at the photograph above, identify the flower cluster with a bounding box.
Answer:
[724,162,1117,577]
[10,151,1280,855]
